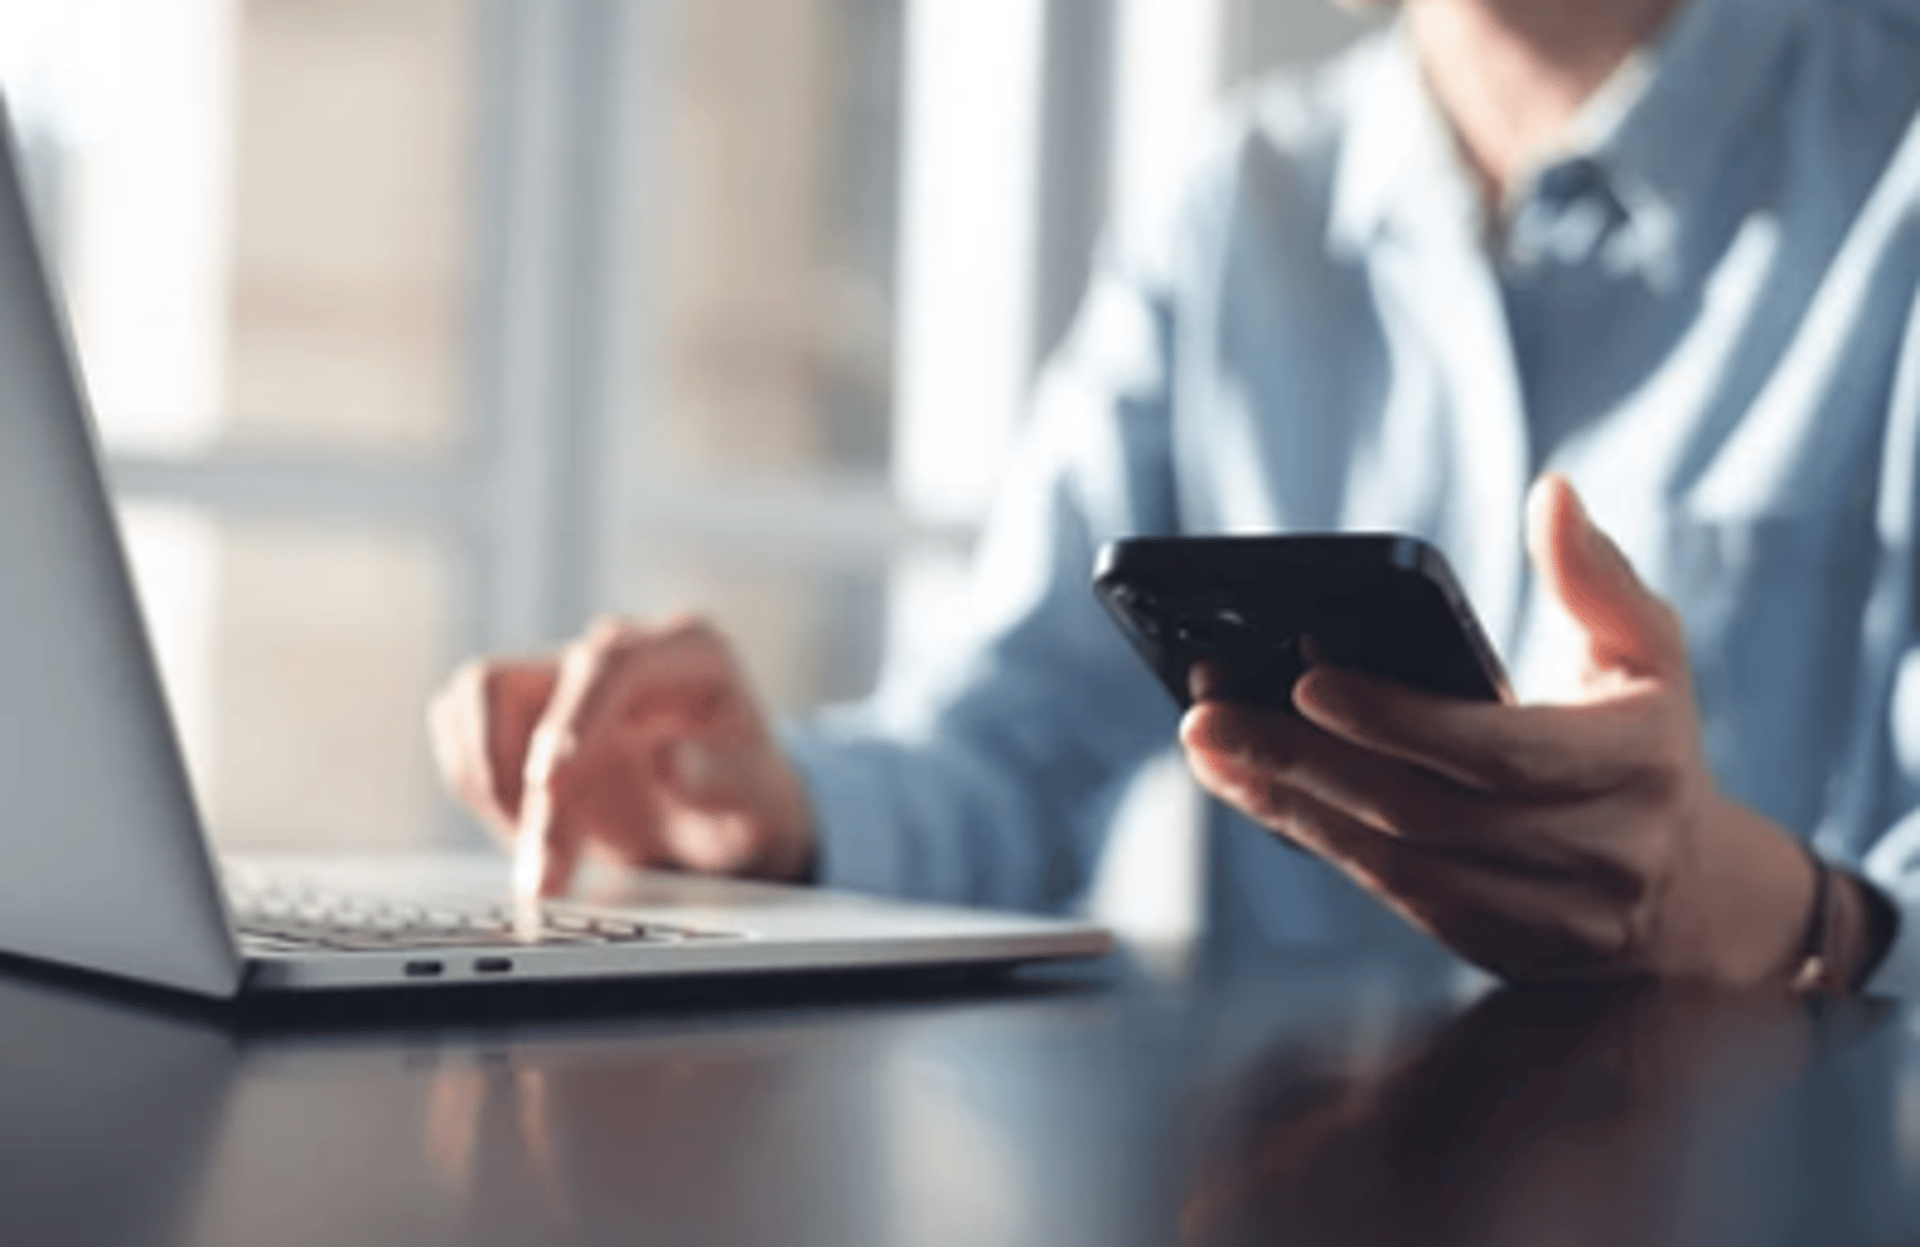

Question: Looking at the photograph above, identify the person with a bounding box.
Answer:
[429,0,1920,992]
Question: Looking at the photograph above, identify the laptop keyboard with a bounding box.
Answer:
[229,881,739,953]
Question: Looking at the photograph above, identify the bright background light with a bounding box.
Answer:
[0,0,1375,950]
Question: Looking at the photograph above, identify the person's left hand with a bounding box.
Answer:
[1181,474,1818,987]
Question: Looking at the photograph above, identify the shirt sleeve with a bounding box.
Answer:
[779,223,1194,913]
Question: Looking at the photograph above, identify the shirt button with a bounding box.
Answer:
[1536,157,1607,207]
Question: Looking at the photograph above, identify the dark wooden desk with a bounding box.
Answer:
[1,952,1913,1247]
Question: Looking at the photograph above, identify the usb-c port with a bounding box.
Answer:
[403,960,444,978]
[474,957,513,974]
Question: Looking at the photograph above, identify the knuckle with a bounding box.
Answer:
[1252,776,1300,825]
[1620,812,1674,876]
[1548,844,1662,967]
[557,623,639,692]
[444,658,494,706]
[662,612,729,655]
[1485,737,1573,795]
[580,613,736,671]
[1611,894,1657,965]
[581,615,639,660]
[657,609,703,635]
[1477,747,1536,793]
[1228,772,1301,836]
[1254,781,1359,866]
[1617,830,1676,930]
[1628,741,1690,805]
[1608,849,1659,909]
[585,614,630,644]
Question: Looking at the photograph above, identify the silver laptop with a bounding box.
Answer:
[0,101,1111,998]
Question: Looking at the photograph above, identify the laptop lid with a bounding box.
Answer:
[0,100,242,996]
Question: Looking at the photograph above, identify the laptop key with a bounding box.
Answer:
[232,896,736,952]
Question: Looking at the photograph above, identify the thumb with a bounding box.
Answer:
[1527,473,1686,681]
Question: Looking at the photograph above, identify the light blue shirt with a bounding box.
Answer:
[789,0,1920,988]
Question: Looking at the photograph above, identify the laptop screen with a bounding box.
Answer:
[0,98,240,996]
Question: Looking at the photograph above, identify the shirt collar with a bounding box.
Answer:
[1328,0,1817,281]
[1590,0,1812,283]
[1327,24,1475,260]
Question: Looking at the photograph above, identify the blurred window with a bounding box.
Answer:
[0,0,1370,859]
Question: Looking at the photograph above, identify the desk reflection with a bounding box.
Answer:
[0,961,1913,1247]
[0,969,1145,1247]
[1184,986,1888,1247]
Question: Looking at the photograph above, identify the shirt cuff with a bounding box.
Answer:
[778,718,909,898]
[1860,821,1920,995]
[1859,889,1917,996]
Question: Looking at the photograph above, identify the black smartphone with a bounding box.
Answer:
[1092,534,1512,711]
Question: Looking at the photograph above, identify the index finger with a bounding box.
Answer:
[516,618,737,898]
[1292,665,1675,798]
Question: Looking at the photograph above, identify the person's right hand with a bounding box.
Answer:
[427,616,817,899]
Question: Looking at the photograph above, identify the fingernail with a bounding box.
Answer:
[1527,472,1578,551]
[524,726,566,787]
[1552,477,1615,556]
[512,816,545,939]
[1569,492,1609,559]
